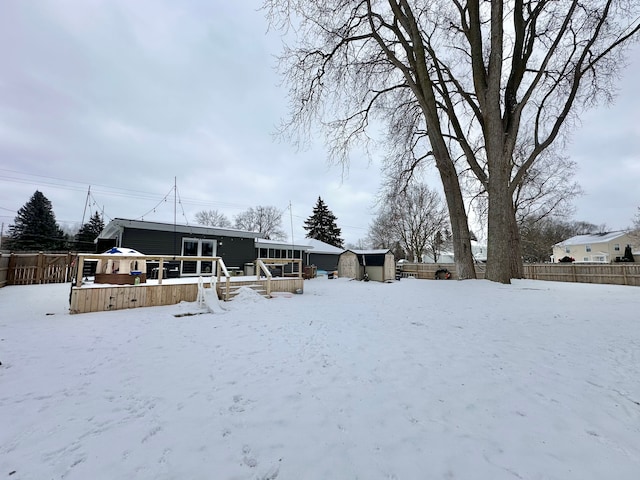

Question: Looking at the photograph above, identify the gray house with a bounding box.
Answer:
[96,218,261,276]
[304,238,344,272]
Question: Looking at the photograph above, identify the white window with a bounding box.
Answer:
[614,244,620,251]
[181,238,216,275]
[594,255,605,262]
[565,246,571,253]
[583,257,589,262]
[586,245,591,252]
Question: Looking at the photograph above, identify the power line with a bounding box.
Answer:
[1,169,372,233]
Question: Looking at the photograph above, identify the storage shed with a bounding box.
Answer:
[337,249,395,282]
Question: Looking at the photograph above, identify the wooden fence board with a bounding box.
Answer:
[397,262,640,286]
[4,253,74,285]
[69,277,304,314]
[0,252,9,288]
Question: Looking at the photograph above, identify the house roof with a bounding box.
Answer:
[255,238,345,254]
[98,218,262,240]
[555,231,629,247]
[305,238,344,255]
[255,238,312,250]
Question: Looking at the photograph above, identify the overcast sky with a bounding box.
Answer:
[1,1,639,246]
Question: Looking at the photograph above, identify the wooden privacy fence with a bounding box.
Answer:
[523,263,640,286]
[4,252,75,286]
[399,262,640,286]
[399,263,486,280]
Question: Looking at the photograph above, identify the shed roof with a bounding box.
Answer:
[344,249,392,256]
[341,248,393,267]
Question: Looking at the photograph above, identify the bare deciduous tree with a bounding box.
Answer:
[194,209,232,228]
[375,183,449,262]
[265,0,640,283]
[367,209,399,250]
[520,217,609,263]
[234,206,287,240]
[630,207,640,242]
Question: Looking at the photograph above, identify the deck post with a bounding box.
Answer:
[76,255,85,287]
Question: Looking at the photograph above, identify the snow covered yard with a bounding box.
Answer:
[1,278,639,480]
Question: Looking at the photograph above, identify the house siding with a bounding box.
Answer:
[120,228,255,268]
[308,252,339,271]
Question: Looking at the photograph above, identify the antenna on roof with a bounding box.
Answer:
[80,186,91,227]
[289,201,294,244]
[173,177,177,257]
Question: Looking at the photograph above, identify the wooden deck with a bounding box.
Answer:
[69,276,304,314]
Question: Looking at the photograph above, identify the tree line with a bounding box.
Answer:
[2,191,348,252]
[5,190,638,261]
[3,191,105,252]
[194,197,345,248]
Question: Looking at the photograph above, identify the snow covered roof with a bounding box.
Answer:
[98,218,262,240]
[102,247,145,256]
[255,238,312,250]
[555,231,629,247]
[255,238,345,254]
[345,249,392,256]
[305,238,344,255]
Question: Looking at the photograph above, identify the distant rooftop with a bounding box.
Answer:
[555,231,628,246]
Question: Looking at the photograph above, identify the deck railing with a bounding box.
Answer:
[255,259,273,297]
[215,258,232,301]
[75,253,229,286]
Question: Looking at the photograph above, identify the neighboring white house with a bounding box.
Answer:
[551,231,635,263]
[421,240,487,264]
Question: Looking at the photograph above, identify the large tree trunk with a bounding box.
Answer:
[508,203,524,278]
[436,160,476,280]
[485,160,512,284]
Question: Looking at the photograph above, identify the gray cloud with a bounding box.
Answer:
[1,1,638,245]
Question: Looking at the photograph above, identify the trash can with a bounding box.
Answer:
[244,263,255,276]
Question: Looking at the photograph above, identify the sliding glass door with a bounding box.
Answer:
[181,238,216,276]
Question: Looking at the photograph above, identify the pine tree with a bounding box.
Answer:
[75,211,105,252]
[7,190,66,251]
[303,197,344,248]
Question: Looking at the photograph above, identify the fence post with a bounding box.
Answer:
[622,264,628,286]
[8,254,16,285]
[66,253,73,282]
[572,264,577,283]
[36,252,44,284]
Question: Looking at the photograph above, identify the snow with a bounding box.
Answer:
[1,278,639,479]
[556,231,628,246]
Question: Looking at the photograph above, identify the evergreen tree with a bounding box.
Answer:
[75,212,105,252]
[7,191,66,251]
[303,197,344,248]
